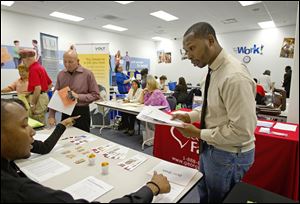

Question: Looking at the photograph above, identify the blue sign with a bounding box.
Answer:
[233,44,264,55]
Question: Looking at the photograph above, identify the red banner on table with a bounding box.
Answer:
[154,123,200,170]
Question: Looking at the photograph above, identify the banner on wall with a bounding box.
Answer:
[110,56,150,71]
[157,50,171,64]
[75,43,110,100]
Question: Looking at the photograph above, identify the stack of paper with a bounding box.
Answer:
[273,122,297,132]
[118,155,148,171]
[137,106,184,127]
[63,176,113,202]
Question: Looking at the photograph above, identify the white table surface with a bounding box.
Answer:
[15,127,202,203]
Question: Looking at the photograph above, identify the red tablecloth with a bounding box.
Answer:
[242,121,299,201]
[154,115,299,201]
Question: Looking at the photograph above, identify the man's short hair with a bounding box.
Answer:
[159,75,167,81]
[263,70,271,76]
[1,99,27,129]
[140,68,148,76]
[32,40,38,44]
[285,66,291,71]
[184,22,217,40]
[13,40,19,44]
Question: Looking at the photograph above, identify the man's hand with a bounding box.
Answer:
[176,123,201,139]
[171,113,191,123]
[60,115,81,127]
[48,117,56,126]
[71,91,79,100]
[147,171,171,195]
[30,104,37,114]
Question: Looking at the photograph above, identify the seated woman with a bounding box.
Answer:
[173,77,188,105]
[139,75,170,111]
[159,75,169,93]
[122,80,143,136]
[115,65,131,94]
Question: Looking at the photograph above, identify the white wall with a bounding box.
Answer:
[153,26,296,88]
[1,10,156,88]
[287,4,299,123]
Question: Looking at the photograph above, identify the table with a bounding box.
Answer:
[242,121,299,201]
[223,182,297,203]
[15,127,202,203]
[95,100,167,150]
[154,110,299,201]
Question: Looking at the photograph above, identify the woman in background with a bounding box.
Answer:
[173,77,188,105]
[122,80,143,136]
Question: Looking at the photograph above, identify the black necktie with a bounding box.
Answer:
[199,68,212,153]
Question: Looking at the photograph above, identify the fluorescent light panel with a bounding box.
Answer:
[239,1,261,6]
[152,37,168,41]
[1,1,14,6]
[258,21,276,29]
[102,24,128,32]
[50,11,84,22]
[115,1,134,5]
[150,10,178,21]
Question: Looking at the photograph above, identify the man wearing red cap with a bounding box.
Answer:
[19,49,52,124]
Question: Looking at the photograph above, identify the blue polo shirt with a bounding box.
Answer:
[116,72,130,94]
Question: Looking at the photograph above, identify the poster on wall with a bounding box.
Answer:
[157,50,171,64]
[280,37,295,58]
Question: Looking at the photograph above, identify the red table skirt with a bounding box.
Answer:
[154,121,299,201]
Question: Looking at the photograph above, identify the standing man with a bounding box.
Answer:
[173,22,257,203]
[125,51,131,71]
[12,40,21,68]
[48,48,100,132]
[32,40,42,64]
[282,65,292,98]
[19,49,52,124]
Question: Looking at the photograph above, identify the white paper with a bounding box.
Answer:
[259,127,271,134]
[48,90,76,115]
[118,155,148,171]
[102,146,128,160]
[63,176,113,202]
[273,122,297,132]
[257,120,274,128]
[147,161,198,186]
[137,106,184,128]
[152,182,185,203]
[20,157,70,182]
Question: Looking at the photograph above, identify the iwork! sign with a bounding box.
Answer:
[233,44,264,55]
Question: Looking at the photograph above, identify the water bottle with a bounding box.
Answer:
[112,93,116,101]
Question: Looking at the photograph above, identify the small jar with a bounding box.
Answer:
[88,154,96,166]
[101,162,109,175]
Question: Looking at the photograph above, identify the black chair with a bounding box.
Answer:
[166,96,177,111]
[186,88,202,108]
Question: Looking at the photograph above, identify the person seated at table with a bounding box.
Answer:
[115,65,131,94]
[1,64,29,95]
[139,75,170,111]
[159,75,169,93]
[1,98,171,203]
[253,78,265,105]
[173,77,188,105]
[122,80,143,136]
[1,98,80,155]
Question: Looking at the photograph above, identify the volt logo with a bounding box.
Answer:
[233,44,264,55]
[95,47,106,51]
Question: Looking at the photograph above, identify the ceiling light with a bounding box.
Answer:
[150,11,178,22]
[152,37,168,41]
[258,21,276,29]
[239,1,261,6]
[1,1,14,6]
[50,11,84,22]
[115,1,134,5]
[102,24,128,32]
